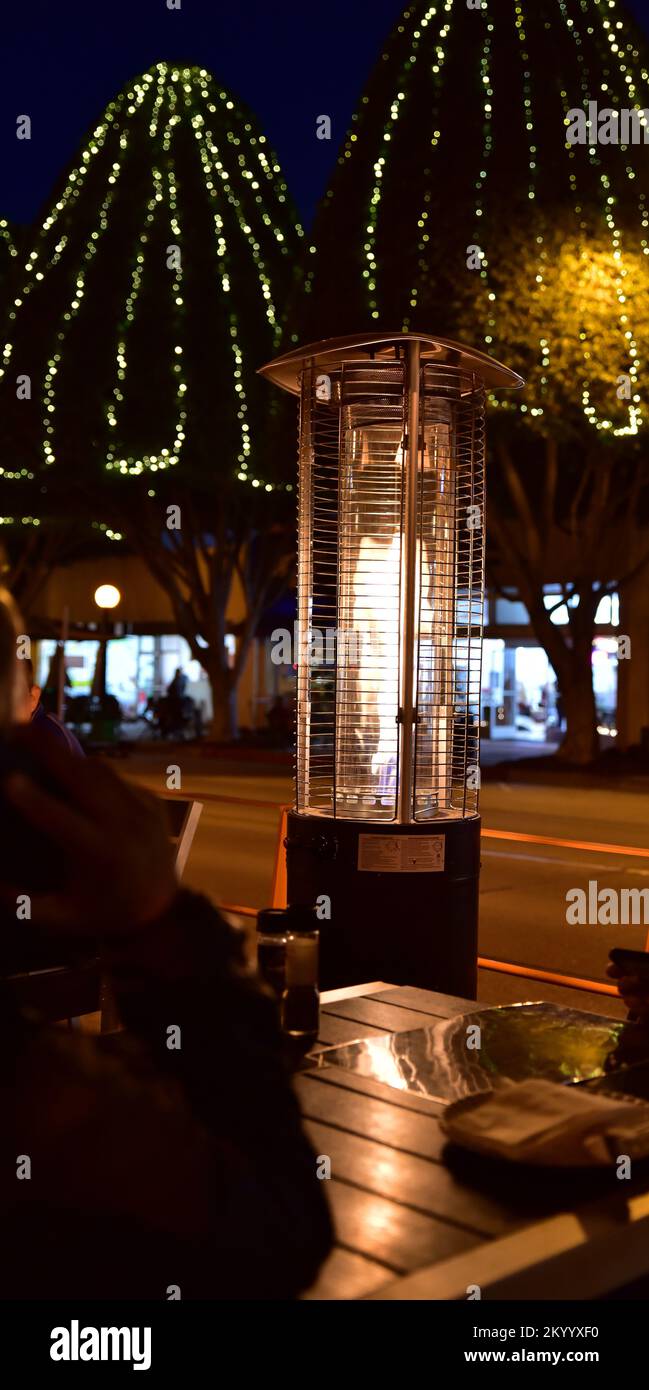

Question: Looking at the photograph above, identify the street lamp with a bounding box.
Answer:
[92,584,121,700]
[94,584,121,610]
[260,333,523,995]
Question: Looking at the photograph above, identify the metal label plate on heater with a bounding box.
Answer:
[357,834,446,873]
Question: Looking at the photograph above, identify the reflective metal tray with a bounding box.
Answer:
[317,1002,649,1104]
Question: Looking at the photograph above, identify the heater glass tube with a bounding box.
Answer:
[335,418,403,819]
[415,410,456,817]
[335,409,460,822]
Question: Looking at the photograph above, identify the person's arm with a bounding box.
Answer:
[606,960,649,1023]
[103,888,334,1297]
[4,734,333,1298]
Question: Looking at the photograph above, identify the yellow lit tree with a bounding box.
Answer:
[455,215,649,762]
[299,0,649,763]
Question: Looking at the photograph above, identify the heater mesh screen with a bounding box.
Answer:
[295,357,485,822]
[414,368,486,819]
[295,363,340,813]
[335,363,406,819]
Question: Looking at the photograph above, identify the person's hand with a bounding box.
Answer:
[606,960,649,1024]
[3,730,177,936]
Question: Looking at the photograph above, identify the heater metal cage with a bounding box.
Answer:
[295,355,485,824]
[259,333,522,995]
[259,333,523,828]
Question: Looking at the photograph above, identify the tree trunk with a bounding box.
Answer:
[555,654,599,764]
[204,658,238,742]
[90,638,107,700]
[515,589,600,767]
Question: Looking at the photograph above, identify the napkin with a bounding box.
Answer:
[440,1078,649,1166]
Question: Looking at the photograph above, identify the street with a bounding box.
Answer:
[124,752,649,1017]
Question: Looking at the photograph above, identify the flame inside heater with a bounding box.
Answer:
[352,529,402,805]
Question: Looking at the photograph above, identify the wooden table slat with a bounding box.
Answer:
[321,996,440,1035]
[311,1014,387,1050]
[303,1061,448,1118]
[320,982,394,1005]
[325,1179,481,1274]
[366,1190,649,1302]
[370,985,483,1019]
[295,1072,448,1161]
[302,1247,393,1301]
[304,1118,520,1237]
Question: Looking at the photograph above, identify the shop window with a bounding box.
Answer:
[543,592,579,625]
[494,594,529,625]
[595,593,620,627]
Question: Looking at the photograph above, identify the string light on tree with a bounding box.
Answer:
[303,0,649,440]
[0,62,302,512]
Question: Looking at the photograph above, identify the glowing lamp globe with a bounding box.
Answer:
[94,584,121,610]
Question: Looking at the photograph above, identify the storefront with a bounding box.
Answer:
[482,589,620,743]
[35,632,223,724]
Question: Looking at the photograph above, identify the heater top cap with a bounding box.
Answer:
[259,331,524,395]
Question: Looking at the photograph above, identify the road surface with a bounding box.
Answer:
[122,752,649,1016]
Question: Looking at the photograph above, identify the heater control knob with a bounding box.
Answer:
[313,832,338,860]
[283,831,338,860]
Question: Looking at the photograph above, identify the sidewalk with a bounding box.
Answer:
[115,731,649,790]
[481,737,649,790]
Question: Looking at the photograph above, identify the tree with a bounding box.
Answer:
[1,218,81,620]
[0,217,20,284]
[295,0,649,761]
[456,217,649,762]
[0,63,302,735]
[127,487,293,739]
[0,515,89,623]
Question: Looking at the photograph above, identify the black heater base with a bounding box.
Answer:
[285,811,480,998]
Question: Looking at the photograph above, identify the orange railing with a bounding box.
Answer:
[482,828,649,860]
[477,958,618,998]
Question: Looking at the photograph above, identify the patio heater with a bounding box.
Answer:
[259,334,523,996]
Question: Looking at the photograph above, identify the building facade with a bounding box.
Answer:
[28,548,649,751]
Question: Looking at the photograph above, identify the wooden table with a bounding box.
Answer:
[298,984,649,1301]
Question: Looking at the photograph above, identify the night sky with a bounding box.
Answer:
[2,0,649,230]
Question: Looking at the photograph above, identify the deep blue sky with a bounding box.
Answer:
[2,0,649,230]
